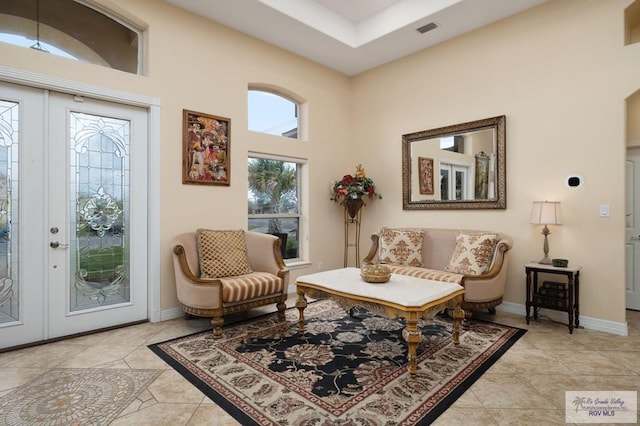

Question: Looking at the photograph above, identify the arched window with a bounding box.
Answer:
[247,87,305,264]
[248,89,299,139]
[0,0,142,74]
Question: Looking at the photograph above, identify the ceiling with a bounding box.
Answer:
[165,0,547,76]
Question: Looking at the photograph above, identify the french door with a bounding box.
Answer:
[439,162,468,201]
[0,81,148,348]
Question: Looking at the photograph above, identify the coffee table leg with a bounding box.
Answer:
[295,287,308,333]
[404,318,422,375]
[451,306,464,345]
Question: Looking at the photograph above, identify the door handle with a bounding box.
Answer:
[50,241,69,249]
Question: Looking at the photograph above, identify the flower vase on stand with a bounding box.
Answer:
[330,165,382,268]
[343,195,364,220]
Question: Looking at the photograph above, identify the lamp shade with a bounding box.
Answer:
[530,201,562,225]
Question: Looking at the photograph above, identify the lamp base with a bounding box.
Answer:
[538,226,552,265]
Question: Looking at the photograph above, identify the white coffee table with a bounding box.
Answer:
[295,267,465,375]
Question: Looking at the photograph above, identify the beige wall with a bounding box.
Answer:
[353,0,640,324]
[0,0,353,311]
[0,0,637,326]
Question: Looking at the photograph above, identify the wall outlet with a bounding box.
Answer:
[318,261,323,270]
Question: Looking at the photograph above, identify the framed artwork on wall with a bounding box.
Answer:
[182,109,231,185]
[418,157,434,195]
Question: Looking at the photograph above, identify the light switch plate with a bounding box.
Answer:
[600,204,610,217]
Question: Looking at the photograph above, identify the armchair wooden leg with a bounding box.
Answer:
[276,301,286,321]
[461,310,472,329]
[212,316,224,339]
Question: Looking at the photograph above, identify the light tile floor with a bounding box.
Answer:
[1,294,638,426]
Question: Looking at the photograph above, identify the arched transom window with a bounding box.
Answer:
[0,0,143,74]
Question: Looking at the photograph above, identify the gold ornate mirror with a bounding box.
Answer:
[402,115,506,210]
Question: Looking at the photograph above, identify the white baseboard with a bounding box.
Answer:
[158,307,186,322]
[497,302,629,336]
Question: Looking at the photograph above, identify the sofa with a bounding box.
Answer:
[363,227,512,317]
[171,230,289,338]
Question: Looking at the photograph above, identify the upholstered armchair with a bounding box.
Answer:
[171,230,289,338]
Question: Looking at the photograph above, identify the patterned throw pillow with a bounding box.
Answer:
[444,232,498,275]
[378,228,424,267]
[196,229,252,278]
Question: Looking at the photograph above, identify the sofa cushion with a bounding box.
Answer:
[378,228,424,267]
[196,229,252,278]
[444,232,498,275]
[384,264,463,284]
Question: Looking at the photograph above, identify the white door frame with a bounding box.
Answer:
[0,65,161,323]
[626,147,640,311]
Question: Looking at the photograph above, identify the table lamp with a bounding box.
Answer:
[530,201,561,264]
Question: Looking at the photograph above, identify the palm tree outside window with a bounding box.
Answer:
[248,157,300,260]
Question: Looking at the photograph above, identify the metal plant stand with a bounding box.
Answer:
[343,197,364,267]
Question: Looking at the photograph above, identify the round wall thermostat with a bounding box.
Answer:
[566,175,583,189]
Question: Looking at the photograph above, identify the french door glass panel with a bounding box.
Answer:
[0,98,20,326]
[440,169,450,201]
[70,112,130,311]
[454,168,466,200]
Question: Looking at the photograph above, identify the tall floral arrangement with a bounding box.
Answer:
[330,165,382,203]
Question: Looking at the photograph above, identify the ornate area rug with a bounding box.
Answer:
[149,299,525,425]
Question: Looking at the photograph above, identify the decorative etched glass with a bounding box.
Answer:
[80,186,122,237]
[0,100,19,325]
[70,113,130,310]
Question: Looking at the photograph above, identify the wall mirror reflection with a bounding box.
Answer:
[402,115,506,210]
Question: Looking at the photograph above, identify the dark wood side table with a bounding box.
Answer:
[525,262,581,333]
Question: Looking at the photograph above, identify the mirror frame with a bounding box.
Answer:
[402,115,506,210]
